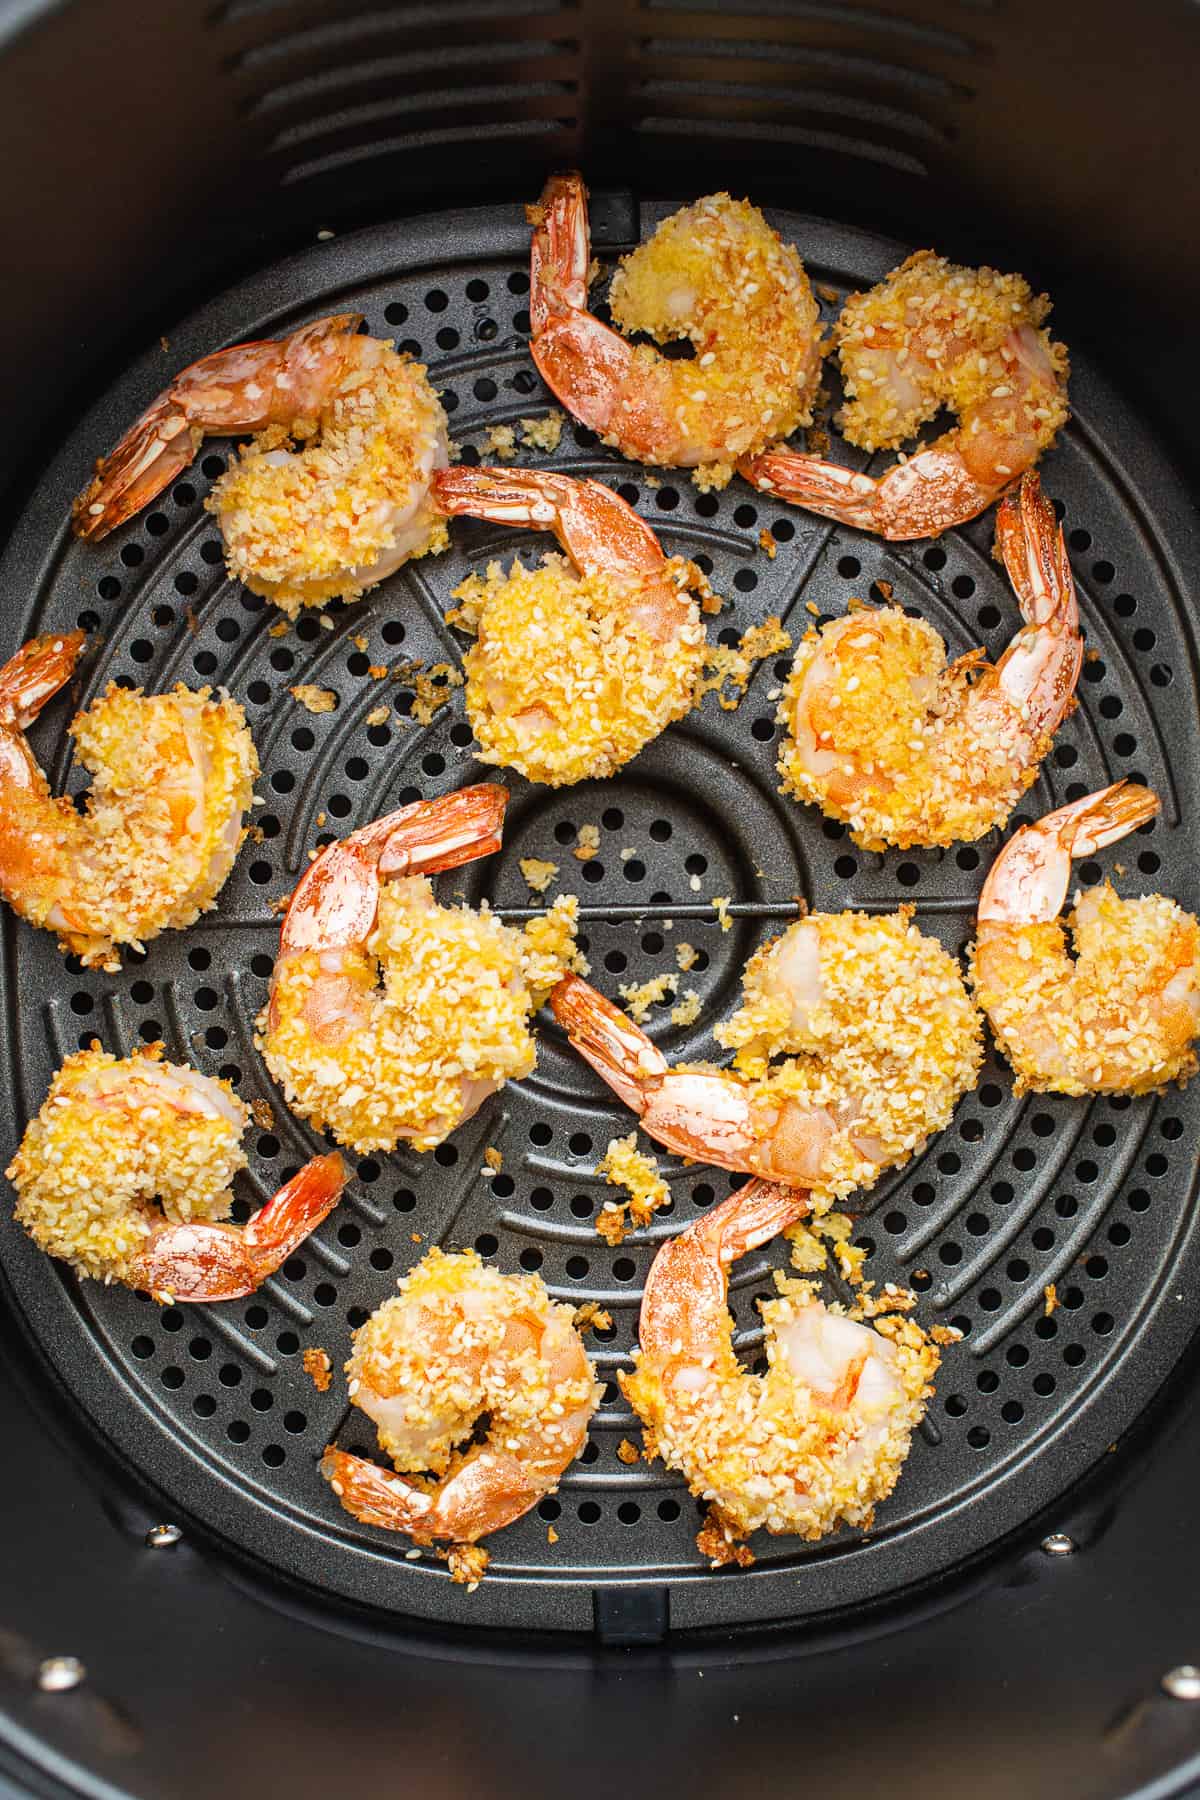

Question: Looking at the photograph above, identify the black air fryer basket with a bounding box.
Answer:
[2,3,1200,1797]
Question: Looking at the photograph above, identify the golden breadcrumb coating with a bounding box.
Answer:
[971,884,1200,1095]
[260,886,583,1154]
[607,193,822,488]
[718,911,983,1208]
[778,606,1054,850]
[595,1133,671,1245]
[212,345,448,615]
[623,1278,939,1540]
[451,553,706,786]
[836,249,1069,458]
[346,1246,600,1479]
[7,1045,247,1282]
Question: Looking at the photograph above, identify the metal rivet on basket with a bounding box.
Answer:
[36,1656,85,1693]
[1040,1532,1076,1556]
[1162,1665,1200,1700]
[145,1523,182,1549]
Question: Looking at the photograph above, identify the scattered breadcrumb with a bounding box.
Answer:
[573,824,600,862]
[483,1146,503,1174]
[675,942,699,973]
[290,684,338,714]
[619,972,678,1022]
[697,1504,756,1569]
[595,1133,671,1244]
[411,1233,423,1244]
[366,705,390,727]
[617,1439,641,1466]
[930,1324,963,1347]
[670,989,702,1027]
[758,528,778,560]
[644,473,662,489]
[351,633,369,653]
[573,1300,614,1334]
[406,661,464,726]
[443,1543,490,1590]
[712,895,732,933]
[482,422,518,460]
[250,1098,276,1130]
[519,410,565,452]
[520,856,559,895]
[806,599,820,616]
[547,1526,559,1544]
[785,1219,828,1274]
[694,617,792,711]
[1044,1283,1059,1316]
[368,663,389,680]
[302,1347,332,1392]
[873,579,894,603]
[268,619,290,639]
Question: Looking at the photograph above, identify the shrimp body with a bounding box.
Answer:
[322,1247,601,1544]
[260,786,582,1154]
[74,315,449,616]
[6,1044,345,1298]
[778,472,1082,848]
[553,908,981,1208]
[0,631,257,969]
[530,174,822,489]
[741,249,1070,539]
[622,1181,939,1542]
[436,467,706,785]
[971,782,1200,1095]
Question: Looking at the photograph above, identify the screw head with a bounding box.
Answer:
[145,1523,182,1549]
[1041,1532,1076,1556]
[37,1656,85,1693]
[1163,1665,1200,1700]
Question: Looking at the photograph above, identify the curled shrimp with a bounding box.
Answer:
[73,314,449,616]
[529,173,822,489]
[970,782,1200,1095]
[6,1043,346,1300]
[0,630,258,970]
[321,1247,601,1552]
[777,471,1083,849]
[621,1179,940,1545]
[552,907,981,1205]
[741,248,1070,539]
[435,465,707,785]
[260,785,582,1154]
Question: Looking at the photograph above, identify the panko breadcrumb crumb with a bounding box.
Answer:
[290,684,338,714]
[619,972,678,1023]
[483,1146,503,1174]
[616,1439,641,1466]
[519,411,565,452]
[519,856,559,895]
[670,989,702,1027]
[574,824,600,861]
[303,1347,333,1392]
[594,1133,671,1244]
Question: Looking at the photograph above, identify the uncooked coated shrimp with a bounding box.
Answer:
[971,782,1200,1095]
[260,786,582,1154]
[741,249,1070,538]
[436,466,707,785]
[0,630,257,970]
[322,1247,600,1549]
[6,1044,345,1299]
[552,906,981,1206]
[777,471,1083,849]
[529,173,822,489]
[622,1179,940,1543]
[73,314,449,615]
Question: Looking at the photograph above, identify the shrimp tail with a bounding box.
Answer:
[550,973,668,1112]
[995,471,1077,631]
[738,450,879,529]
[529,170,590,333]
[739,444,996,541]
[0,631,87,729]
[72,313,364,542]
[321,1448,437,1536]
[434,465,663,577]
[129,1150,347,1302]
[978,781,1160,925]
[279,785,508,955]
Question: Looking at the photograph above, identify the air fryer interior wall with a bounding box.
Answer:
[2,3,1200,1798]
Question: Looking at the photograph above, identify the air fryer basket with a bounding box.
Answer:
[2,3,1200,1798]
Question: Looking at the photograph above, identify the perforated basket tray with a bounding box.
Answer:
[1,198,1198,1636]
